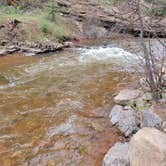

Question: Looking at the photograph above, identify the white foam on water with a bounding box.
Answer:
[78,46,138,64]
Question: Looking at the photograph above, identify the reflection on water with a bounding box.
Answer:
[0,45,134,166]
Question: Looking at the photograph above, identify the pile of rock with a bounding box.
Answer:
[103,88,166,166]
[0,41,70,56]
[103,128,166,166]
[110,89,162,137]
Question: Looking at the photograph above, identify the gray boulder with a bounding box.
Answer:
[103,142,129,166]
[140,109,162,128]
[114,89,141,105]
[109,105,138,137]
[109,105,124,125]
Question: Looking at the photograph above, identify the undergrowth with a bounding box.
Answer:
[0,5,67,43]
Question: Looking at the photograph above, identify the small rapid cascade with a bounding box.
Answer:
[77,45,139,69]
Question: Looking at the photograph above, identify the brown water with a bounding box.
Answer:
[0,46,134,166]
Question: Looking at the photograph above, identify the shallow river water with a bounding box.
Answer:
[0,41,142,166]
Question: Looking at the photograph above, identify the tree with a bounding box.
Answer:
[45,1,59,21]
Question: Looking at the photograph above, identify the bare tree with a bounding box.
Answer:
[109,0,166,101]
[127,0,166,101]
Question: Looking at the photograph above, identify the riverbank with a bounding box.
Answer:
[0,0,166,57]
[0,41,73,56]
[103,79,166,165]
[0,3,79,55]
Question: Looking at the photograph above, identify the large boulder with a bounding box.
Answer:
[103,142,129,166]
[129,128,166,166]
[109,105,138,137]
[114,89,141,105]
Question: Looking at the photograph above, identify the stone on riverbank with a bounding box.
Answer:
[109,105,123,125]
[109,104,163,137]
[114,89,141,105]
[129,128,166,166]
[0,49,9,56]
[0,42,68,56]
[140,109,162,128]
[103,142,129,166]
[109,105,138,137]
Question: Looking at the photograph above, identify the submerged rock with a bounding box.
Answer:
[103,142,129,166]
[129,128,166,166]
[114,89,141,105]
[47,115,77,138]
[109,105,138,137]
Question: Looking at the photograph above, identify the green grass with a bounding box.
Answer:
[54,26,64,42]
[0,6,23,15]
[40,20,50,33]
[0,5,68,43]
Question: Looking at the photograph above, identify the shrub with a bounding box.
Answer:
[150,7,166,16]
[54,26,64,42]
[144,6,166,17]
[40,20,50,33]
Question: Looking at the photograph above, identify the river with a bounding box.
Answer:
[0,38,161,166]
